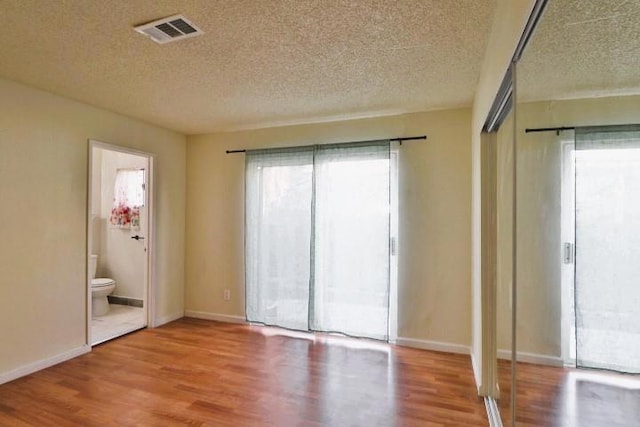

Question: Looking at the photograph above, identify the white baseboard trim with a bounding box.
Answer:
[154,311,184,327]
[0,344,90,386]
[484,397,503,427]
[497,349,564,367]
[184,310,246,324]
[395,337,470,355]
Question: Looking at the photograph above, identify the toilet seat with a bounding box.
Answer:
[91,278,115,288]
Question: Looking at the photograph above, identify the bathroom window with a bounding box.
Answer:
[114,169,145,207]
[110,169,145,229]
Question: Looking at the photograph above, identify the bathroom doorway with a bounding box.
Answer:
[87,140,154,346]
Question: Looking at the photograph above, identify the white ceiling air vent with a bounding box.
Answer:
[134,14,203,44]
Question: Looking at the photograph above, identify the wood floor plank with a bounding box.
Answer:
[0,318,487,426]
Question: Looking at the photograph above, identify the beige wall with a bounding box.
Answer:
[0,77,186,377]
[470,0,536,390]
[495,94,640,358]
[186,109,473,345]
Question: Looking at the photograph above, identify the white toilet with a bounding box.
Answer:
[89,254,116,316]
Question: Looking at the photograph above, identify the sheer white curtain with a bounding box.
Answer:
[245,148,313,330]
[574,127,640,373]
[312,143,390,340]
[245,142,391,340]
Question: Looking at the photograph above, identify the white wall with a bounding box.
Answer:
[185,109,473,347]
[97,149,147,300]
[90,148,103,255]
[0,76,186,378]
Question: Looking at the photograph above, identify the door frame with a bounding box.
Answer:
[560,138,576,366]
[86,139,156,346]
[388,143,399,343]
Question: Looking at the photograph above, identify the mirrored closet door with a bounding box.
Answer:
[513,0,640,425]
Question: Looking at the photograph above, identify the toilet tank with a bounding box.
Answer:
[89,254,98,279]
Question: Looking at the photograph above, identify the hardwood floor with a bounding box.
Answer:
[497,359,640,426]
[0,318,487,426]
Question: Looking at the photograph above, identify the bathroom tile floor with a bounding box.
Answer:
[92,304,145,345]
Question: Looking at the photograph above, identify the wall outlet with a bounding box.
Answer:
[223,289,231,301]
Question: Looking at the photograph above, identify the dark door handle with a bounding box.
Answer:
[131,235,145,240]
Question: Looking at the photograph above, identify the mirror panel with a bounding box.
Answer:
[515,0,640,425]
[496,107,514,426]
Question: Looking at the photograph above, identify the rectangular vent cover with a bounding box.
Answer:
[134,14,203,44]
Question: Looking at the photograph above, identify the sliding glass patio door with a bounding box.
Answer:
[245,142,392,340]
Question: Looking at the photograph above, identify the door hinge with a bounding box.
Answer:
[391,237,397,256]
[563,242,574,264]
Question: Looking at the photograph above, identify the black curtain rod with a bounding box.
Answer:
[525,126,575,134]
[225,135,427,154]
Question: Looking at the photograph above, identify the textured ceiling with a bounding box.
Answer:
[0,0,495,134]
[519,0,640,102]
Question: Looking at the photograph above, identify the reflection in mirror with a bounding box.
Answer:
[496,108,514,425]
[516,0,640,425]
